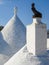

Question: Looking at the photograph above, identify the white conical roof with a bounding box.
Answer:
[4,45,49,65]
[1,7,26,53]
[0,7,26,65]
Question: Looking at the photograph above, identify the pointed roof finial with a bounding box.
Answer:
[14,7,18,16]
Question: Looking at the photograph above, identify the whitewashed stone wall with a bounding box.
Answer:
[27,18,47,56]
[47,39,49,49]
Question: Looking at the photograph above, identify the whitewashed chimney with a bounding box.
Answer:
[27,17,47,56]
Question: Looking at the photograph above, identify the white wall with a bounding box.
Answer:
[27,18,47,56]
[47,39,49,49]
[27,24,35,55]
[35,23,47,55]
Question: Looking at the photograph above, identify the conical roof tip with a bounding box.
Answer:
[14,7,18,16]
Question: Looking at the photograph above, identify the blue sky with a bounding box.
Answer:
[0,0,49,29]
